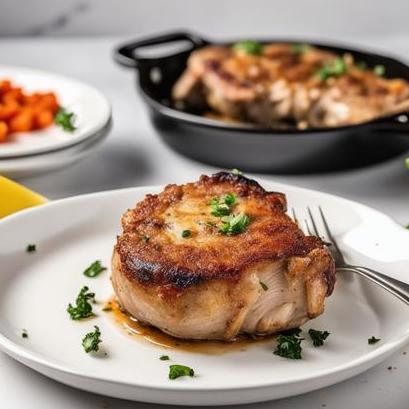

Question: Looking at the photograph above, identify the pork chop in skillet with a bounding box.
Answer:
[172,42,409,128]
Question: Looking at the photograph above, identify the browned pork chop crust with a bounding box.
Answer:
[116,172,332,290]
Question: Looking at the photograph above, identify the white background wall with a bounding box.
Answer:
[1,0,408,42]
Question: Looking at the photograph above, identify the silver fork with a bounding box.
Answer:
[292,206,409,305]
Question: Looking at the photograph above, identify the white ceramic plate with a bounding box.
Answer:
[0,119,111,178]
[0,65,111,158]
[0,181,409,406]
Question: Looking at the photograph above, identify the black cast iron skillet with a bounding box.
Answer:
[114,31,409,174]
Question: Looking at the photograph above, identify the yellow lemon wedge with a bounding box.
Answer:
[0,176,47,218]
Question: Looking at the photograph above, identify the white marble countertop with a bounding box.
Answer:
[1,36,409,409]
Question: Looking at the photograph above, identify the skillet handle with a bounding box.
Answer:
[114,31,209,68]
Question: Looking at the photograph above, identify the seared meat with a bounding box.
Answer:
[112,172,336,341]
[172,43,409,128]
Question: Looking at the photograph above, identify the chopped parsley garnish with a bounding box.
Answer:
[274,331,304,359]
[55,108,76,132]
[169,364,195,380]
[83,260,106,278]
[181,230,191,238]
[219,213,250,235]
[233,40,263,55]
[316,57,347,81]
[373,64,386,76]
[141,235,150,243]
[21,329,28,338]
[308,329,330,347]
[82,326,102,353]
[231,168,243,175]
[368,336,381,345]
[67,286,95,320]
[160,355,170,361]
[405,224,409,230]
[291,43,311,55]
[26,244,36,253]
[259,281,268,291]
[209,193,236,216]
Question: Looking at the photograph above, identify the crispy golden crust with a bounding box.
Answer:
[116,172,329,289]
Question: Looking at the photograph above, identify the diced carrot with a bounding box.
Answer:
[0,80,12,93]
[34,109,54,129]
[0,100,20,120]
[0,121,9,142]
[9,109,34,133]
[3,88,23,104]
[0,79,60,136]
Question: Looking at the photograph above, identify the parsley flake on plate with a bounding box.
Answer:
[67,286,95,320]
[169,364,195,380]
[368,336,381,345]
[82,326,102,353]
[83,260,106,278]
[26,244,36,253]
[219,213,250,235]
[55,107,76,132]
[274,330,304,359]
[160,355,170,361]
[181,230,191,238]
[21,329,28,338]
[308,329,330,347]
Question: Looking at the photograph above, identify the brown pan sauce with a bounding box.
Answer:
[104,298,275,354]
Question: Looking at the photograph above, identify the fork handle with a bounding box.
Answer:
[340,266,409,305]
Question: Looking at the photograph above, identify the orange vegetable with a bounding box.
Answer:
[0,79,60,141]
[35,109,54,129]
[9,109,34,133]
[0,121,8,142]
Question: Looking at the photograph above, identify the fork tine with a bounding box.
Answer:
[291,207,299,225]
[318,206,342,253]
[304,218,313,236]
[307,207,321,238]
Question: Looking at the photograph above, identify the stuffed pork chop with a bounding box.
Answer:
[112,172,336,341]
